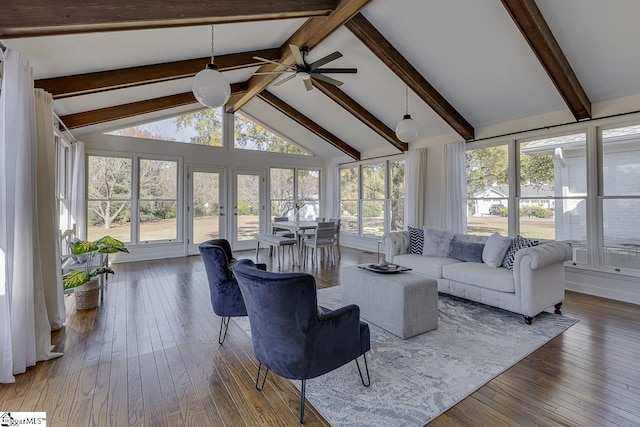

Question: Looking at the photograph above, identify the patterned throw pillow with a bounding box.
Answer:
[502,235,539,270]
[408,226,424,254]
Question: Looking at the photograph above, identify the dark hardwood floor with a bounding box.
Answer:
[1,247,639,426]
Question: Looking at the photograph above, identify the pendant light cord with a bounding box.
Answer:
[405,85,409,115]
[210,25,215,64]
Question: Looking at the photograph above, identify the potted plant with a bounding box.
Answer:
[62,235,129,310]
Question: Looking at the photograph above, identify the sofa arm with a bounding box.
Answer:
[384,231,410,261]
[513,241,572,318]
[514,241,572,271]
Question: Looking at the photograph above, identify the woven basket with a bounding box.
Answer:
[75,280,99,310]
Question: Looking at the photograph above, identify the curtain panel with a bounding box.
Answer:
[0,49,63,383]
[445,141,467,234]
[404,148,428,228]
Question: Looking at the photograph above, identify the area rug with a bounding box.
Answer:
[233,286,577,426]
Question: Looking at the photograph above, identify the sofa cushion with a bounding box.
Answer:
[408,226,424,254]
[447,239,485,263]
[502,235,539,270]
[482,232,512,268]
[393,254,461,279]
[442,262,515,293]
[422,227,454,257]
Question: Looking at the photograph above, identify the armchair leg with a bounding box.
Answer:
[355,353,371,387]
[299,379,306,423]
[255,363,269,391]
[218,317,230,345]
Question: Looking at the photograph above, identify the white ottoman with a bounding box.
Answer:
[341,265,438,339]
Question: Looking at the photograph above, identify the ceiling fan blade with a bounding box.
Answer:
[303,78,313,91]
[312,73,344,87]
[289,44,305,66]
[274,73,297,87]
[252,56,295,69]
[252,70,293,75]
[311,67,358,74]
[309,51,343,70]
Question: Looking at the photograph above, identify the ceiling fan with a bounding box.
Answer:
[252,44,357,91]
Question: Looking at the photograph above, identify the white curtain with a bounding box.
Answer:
[325,162,340,219]
[70,141,86,239]
[404,148,428,228]
[445,141,467,234]
[0,49,63,384]
[35,89,66,330]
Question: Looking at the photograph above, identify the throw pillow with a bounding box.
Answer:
[502,235,539,270]
[408,226,424,255]
[482,232,512,268]
[422,227,454,257]
[447,239,485,263]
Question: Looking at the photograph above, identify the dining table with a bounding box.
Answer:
[270,220,318,256]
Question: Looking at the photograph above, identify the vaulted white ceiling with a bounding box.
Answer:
[3,0,640,160]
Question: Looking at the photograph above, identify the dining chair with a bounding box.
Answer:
[302,221,336,267]
[329,218,342,258]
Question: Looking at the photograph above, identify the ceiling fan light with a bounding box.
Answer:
[395,114,419,143]
[192,63,231,108]
[296,70,311,80]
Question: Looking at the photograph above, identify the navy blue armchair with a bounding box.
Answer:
[199,239,266,344]
[232,259,371,423]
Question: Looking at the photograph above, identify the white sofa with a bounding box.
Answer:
[384,231,573,324]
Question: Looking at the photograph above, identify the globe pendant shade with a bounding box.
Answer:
[192,64,231,108]
[395,114,419,143]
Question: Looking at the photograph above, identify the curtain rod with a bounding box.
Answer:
[54,112,78,143]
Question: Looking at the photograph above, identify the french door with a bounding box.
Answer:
[187,167,226,255]
[232,170,265,251]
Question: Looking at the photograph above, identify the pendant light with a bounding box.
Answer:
[395,85,419,143]
[192,25,231,108]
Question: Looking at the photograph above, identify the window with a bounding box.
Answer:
[270,168,294,217]
[55,136,73,232]
[87,155,132,242]
[87,154,180,244]
[339,159,405,238]
[389,160,405,232]
[362,163,385,237]
[269,167,320,220]
[466,145,509,236]
[518,133,587,250]
[139,159,178,242]
[340,167,359,235]
[106,108,223,146]
[600,124,640,271]
[235,111,310,155]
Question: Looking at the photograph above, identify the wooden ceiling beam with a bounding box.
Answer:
[36,48,280,99]
[345,13,474,141]
[501,0,591,120]
[258,91,360,160]
[59,82,248,129]
[0,0,339,38]
[226,0,372,113]
[312,80,407,152]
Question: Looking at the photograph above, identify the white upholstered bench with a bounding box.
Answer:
[341,265,438,339]
[254,233,297,268]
